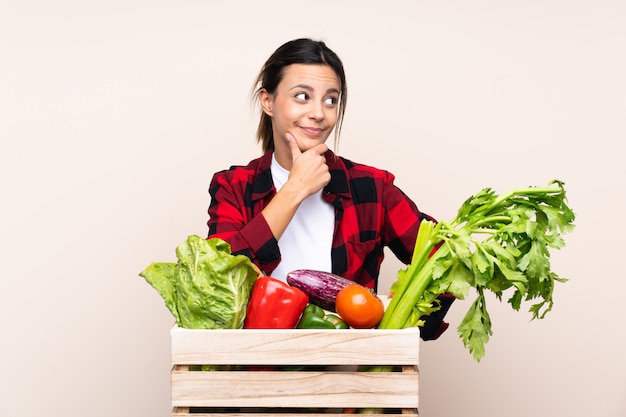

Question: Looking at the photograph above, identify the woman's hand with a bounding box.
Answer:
[260,133,331,241]
[285,133,331,199]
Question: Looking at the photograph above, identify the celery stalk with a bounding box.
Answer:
[378,179,576,361]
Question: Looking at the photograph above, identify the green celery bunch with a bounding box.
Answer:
[379,179,576,361]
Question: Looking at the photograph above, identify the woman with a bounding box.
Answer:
[207,38,452,339]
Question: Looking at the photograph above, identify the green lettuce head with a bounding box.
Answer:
[140,235,259,329]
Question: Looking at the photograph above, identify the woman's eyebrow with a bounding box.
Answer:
[288,84,340,95]
[288,84,314,92]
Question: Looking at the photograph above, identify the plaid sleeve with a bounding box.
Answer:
[207,168,280,273]
[381,175,422,264]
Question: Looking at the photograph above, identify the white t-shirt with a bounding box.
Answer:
[270,154,334,281]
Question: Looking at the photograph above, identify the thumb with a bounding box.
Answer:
[286,133,302,160]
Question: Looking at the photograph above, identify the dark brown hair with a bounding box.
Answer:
[252,38,347,152]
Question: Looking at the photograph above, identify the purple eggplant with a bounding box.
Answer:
[286,269,359,312]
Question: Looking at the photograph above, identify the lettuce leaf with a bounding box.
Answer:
[139,235,259,329]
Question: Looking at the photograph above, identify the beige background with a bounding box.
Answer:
[1,1,625,416]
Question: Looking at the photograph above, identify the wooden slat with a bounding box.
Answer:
[172,410,418,417]
[171,370,419,409]
[170,327,420,366]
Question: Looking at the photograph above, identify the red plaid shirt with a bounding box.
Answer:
[207,150,436,292]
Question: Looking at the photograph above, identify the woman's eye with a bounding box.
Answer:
[324,96,338,105]
[295,92,308,100]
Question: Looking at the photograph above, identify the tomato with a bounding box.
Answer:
[335,284,385,329]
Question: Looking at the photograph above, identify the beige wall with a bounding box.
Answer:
[2,1,625,416]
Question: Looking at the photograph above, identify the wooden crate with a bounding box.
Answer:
[170,326,420,416]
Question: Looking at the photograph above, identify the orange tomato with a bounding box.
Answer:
[335,284,385,329]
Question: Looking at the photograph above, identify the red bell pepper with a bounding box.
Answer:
[243,276,309,329]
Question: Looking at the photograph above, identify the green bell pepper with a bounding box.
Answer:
[297,304,349,329]
[324,312,350,329]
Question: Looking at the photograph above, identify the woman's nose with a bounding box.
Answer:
[308,102,324,120]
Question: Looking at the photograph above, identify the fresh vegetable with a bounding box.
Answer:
[286,269,369,312]
[324,312,350,329]
[335,284,385,329]
[297,304,349,329]
[379,179,575,361]
[139,235,259,329]
[244,276,309,329]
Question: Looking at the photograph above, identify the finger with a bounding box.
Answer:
[286,133,302,160]
[311,143,329,155]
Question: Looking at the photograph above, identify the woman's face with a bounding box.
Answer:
[260,64,340,160]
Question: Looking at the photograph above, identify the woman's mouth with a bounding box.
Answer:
[299,126,325,137]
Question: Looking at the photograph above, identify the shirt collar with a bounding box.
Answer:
[251,150,352,201]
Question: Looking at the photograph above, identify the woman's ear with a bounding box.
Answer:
[258,88,273,117]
